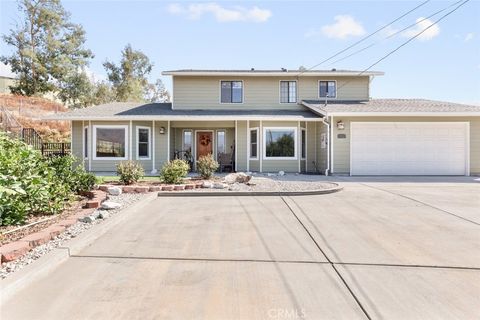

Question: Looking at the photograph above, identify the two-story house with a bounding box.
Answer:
[52,69,480,176]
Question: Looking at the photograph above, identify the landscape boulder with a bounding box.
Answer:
[101,201,122,210]
[107,186,122,196]
[223,172,252,184]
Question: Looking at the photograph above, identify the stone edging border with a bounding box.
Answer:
[157,184,343,197]
[0,190,107,263]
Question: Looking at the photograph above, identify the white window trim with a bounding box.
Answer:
[279,80,297,104]
[301,127,307,160]
[92,125,129,161]
[263,127,298,160]
[215,129,227,156]
[83,125,88,160]
[136,126,151,160]
[249,127,259,160]
[318,80,337,99]
[219,80,244,104]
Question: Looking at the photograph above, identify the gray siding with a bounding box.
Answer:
[236,121,248,171]
[71,120,84,167]
[173,75,369,110]
[331,117,480,175]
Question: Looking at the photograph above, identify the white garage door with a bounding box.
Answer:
[350,122,469,175]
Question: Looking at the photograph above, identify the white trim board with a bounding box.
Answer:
[92,124,129,161]
[262,126,298,161]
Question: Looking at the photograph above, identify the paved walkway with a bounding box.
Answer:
[1,177,479,319]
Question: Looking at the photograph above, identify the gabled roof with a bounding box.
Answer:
[302,99,480,116]
[162,69,384,77]
[44,102,321,121]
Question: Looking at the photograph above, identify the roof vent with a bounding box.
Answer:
[251,68,255,71]
[281,68,287,72]
[331,68,336,71]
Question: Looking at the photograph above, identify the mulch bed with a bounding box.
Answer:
[0,197,87,247]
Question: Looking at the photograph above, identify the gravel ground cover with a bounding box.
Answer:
[0,193,144,279]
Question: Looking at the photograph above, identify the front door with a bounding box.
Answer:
[196,131,213,160]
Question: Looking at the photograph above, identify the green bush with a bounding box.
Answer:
[116,161,144,185]
[160,159,189,184]
[0,133,97,226]
[196,154,219,179]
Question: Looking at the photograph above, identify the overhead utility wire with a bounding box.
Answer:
[334,0,470,94]
[329,0,464,66]
[296,0,431,76]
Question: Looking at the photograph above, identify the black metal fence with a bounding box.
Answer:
[22,128,71,157]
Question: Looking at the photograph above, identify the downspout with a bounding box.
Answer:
[321,116,330,176]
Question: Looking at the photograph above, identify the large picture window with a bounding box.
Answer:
[249,128,259,159]
[263,127,297,160]
[137,126,150,159]
[221,81,243,103]
[319,80,336,98]
[280,81,297,103]
[93,125,128,160]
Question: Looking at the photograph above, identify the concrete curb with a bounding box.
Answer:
[0,193,158,303]
[157,184,343,197]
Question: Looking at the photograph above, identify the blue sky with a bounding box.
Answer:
[1,0,479,104]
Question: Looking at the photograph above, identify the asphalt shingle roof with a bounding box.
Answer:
[302,99,480,114]
[45,102,320,120]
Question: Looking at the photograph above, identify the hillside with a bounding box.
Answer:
[0,94,70,142]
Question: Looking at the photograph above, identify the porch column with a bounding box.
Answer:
[167,120,170,162]
[259,120,263,173]
[234,120,238,171]
[246,120,250,172]
[298,121,301,173]
[129,120,133,160]
[151,120,157,174]
[88,120,92,172]
[330,116,334,174]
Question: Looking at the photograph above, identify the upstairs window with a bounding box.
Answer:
[319,81,336,98]
[280,81,297,103]
[221,81,243,103]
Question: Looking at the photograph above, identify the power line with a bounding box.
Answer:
[329,0,464,66]
[297,0,431,76]
[334,0,470,94]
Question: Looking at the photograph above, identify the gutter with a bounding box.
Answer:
[321,117,330,176]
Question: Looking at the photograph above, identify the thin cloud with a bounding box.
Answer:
[167,3,272,23]
[464,32,475,42]
[401,17,440,41]
[317,15,366,40]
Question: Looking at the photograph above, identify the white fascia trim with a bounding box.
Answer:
[162,71,385,77]
[136,125,152,160]
[49,116,324,122]
[92,124,129,161]
[262,126,298,161]
[327,112,480,117]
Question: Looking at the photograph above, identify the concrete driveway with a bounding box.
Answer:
[1,177,479,319]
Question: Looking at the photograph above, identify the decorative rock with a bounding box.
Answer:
[174,185,185,191]
[213,182,227,189]
[162,185,174,191]
[0,241,31,262]
[122,186,136,193]
[202,181,213,188]
[135,186,150,193]
[149,186,161,192]
[79,215,96,223]
[278,171,285,176]
[99,211,110,219]
[224,172,252,184]
[195,182,203,188]
[107,186,122,196]
[98,185,109,192]
[228,183,241,191]
[21,232,52,248]
[267,173,276,177]
[101,201,122,210]
[184,184,195,190]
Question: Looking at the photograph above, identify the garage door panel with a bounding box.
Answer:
[351,122,468,176]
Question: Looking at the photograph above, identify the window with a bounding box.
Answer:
[182,130,192,152]
[221,81,243,103]
[249,128,259,159]
[137,126,150,159]
[319,81,336,98]
[280,81,297,103]
[84,126,88,158]
[93,125,128,160]
[301,128,306,159]
[264,127,297,160]
[217,130,226,154]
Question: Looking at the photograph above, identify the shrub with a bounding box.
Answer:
[196,154,219,179]
[0,133,72,225]
[160,159,189,184]
[116,161,144,185]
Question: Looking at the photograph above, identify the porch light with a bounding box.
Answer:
[159,127,166,134]
[336,120,345,130]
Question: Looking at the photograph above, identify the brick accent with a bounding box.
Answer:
[0,241,31,263]
[162,185,174,191]
[122,186,136,193]
[135,186,149,193]
[174,185,185,191]
[185,184,195,190]
[57,219,77,228]
[21,232,52,248]
[85,200,99,208]
[149,186,161,192]
[44,225,66,238]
